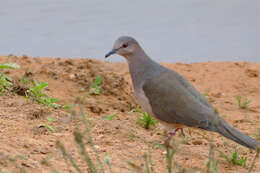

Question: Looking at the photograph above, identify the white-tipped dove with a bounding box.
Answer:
[105,36,260,150]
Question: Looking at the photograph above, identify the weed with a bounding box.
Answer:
[181,135,189,145]
[206,144,219,173]
[137,111,158,129]
[38,124,56,133]
[0,63,20,70]
[104,155,113,173]
[37,117,56,133]
[129,133,136,141]
[248,147,260,173]
[203,92,209,97]
[103,113,118,120]
[89,75,102,95]
[78,103,105,172]
[74,131,98,173]
[219,150,247,166]
[56,141,82,173]
[203,89,211,97]
[0,74,12,93]
[166,146,177,173]
[236,96,250,109]
[81,75,103,102]
[153,142,164,149]
[47,117,55,122]
[205,129,219,173]
[46,101,108,172]
[20,71,30,84]
[26,80,60,108]
[0,63,20,93]
[144,145,154,173]
[62,103,75,110]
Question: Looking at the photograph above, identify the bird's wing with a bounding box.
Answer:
[142,69,219,130]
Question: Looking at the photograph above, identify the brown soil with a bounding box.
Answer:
[0,55,259,173]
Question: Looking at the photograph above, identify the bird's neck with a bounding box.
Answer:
[127,51,165,90]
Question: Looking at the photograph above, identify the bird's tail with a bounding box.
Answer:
[215,117,260,150]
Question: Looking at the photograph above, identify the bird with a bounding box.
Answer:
[105,36,260,150]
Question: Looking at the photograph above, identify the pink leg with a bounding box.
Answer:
[180,128,185,137]
[163,128,185,146]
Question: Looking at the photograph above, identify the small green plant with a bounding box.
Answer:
[206,144,219,173]
[137,111,158,129]
[26,80,60,108]
[220,150,247,166]
[129,133,136,141]
[205,129,219,173]
[49,103,106,173]
[144,145,154,173]
[89,75,102,95]
[62,103,75,110]
[38,117,56,133]
[47,117,55,122]
[203,89,210,97]
[20,71,30,84]
[153,142,164,149]
[38,124,56,133]
[0,63,20,93]
[103,113,118,120]
[0,63,20,70]
[166,146,177,173]
[236,96,250,109]
[0,74,12,93]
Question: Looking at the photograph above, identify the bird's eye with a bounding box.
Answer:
[122,43,128,48]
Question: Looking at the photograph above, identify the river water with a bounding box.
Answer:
[0,0,259,62]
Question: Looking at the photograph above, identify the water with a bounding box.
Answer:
[0,0,259,63]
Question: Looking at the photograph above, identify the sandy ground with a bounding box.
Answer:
[0,55,259,173]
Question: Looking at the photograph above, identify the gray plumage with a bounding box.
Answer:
[105,36,260,150]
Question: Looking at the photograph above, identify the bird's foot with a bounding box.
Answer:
[162,128,185,146]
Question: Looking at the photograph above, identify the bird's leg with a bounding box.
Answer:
[163,128,185,146]
[180,128,185,137]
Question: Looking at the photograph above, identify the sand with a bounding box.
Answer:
[0,55,259,173]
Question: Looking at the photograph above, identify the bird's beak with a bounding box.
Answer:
[105,49,118,58]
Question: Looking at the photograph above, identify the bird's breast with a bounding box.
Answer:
[134,84,189,130]
[134,86,154,116]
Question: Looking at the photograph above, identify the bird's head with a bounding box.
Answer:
[105,36,141,59]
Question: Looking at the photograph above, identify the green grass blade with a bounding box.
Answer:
[79,104,105,173]
[74,131,97,173]
[0,63,20,69]
[56,141,83,173]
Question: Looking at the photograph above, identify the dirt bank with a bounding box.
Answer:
[0,55,259,173]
